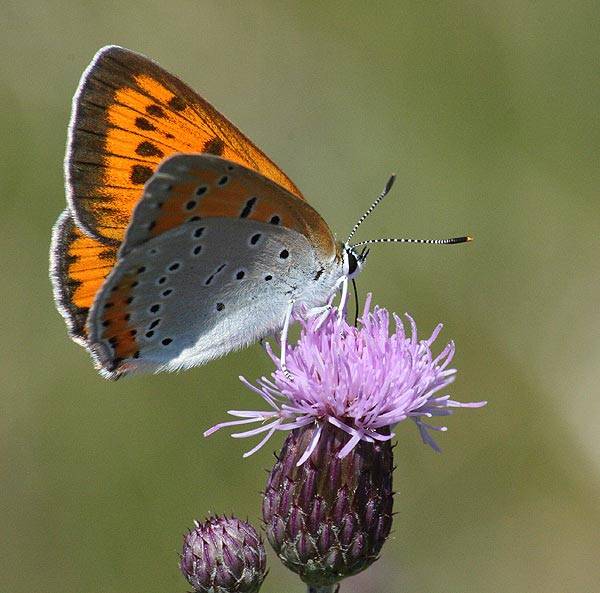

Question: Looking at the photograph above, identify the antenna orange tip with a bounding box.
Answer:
[466,235,474,242]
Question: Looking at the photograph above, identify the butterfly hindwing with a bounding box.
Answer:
[50,210,118,345]
[119,154,336,260]
[87,217,326,378]
[66,45,304,244]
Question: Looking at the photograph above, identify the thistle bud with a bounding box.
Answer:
[262,422,394,588]
[180,515,267,593]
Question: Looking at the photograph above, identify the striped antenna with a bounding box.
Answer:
[346,174,396,244]
[351,236,473,248]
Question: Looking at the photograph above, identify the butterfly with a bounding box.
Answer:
[50,46,470,380]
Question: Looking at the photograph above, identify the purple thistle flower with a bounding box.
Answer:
[205,294,486,461]
[262,421,394,589]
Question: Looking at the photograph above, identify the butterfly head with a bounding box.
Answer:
[342,243,369,280]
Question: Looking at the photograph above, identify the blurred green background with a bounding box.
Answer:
[2,1,599,592]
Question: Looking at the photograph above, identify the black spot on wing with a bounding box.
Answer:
[146,104,165,117]
[98,249,115,261]
[168,96,186,112]
[240,197,257,218]
[135,141,164,158]
[131,165,153,185]
[135,117,156,131]
[202,137,225,155]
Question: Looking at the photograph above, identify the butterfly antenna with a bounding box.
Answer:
[351,235,473,248]
[346,174,396,244]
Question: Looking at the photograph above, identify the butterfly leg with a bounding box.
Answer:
[305,296,335,331]
[337,275,349,321]
[304,273,348,330]
[318,274,348,322]
[306,305,331,326]
[280,299,295,380]
[258,337,273,360]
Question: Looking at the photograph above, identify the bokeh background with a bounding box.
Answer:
[2,2,599,592]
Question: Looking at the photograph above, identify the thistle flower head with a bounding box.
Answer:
[180,515,267,593]
[206,294,485,462]
[262,421,394,587]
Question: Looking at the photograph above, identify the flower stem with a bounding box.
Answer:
[307,585,339,593]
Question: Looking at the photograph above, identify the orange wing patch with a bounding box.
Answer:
[67,46,304,244]
[50,210,118,345]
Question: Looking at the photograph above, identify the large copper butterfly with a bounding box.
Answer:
[50,46,469,379]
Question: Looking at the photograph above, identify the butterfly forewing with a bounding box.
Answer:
[66,45,304,244]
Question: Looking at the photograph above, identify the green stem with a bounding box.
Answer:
[307,585,339,593]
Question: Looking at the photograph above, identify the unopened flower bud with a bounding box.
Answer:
[180,515,267,593]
